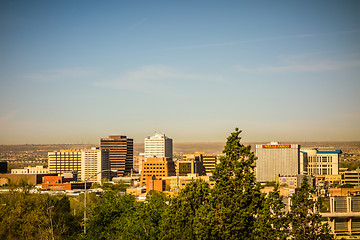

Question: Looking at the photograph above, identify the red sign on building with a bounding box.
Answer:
[262,145,291,148]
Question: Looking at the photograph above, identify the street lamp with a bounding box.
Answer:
[83,169,116,234]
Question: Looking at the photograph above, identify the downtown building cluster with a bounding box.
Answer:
[2,135,360,237]
[0,132,220,192]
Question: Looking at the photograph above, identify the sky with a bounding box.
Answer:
[0,0,359,144]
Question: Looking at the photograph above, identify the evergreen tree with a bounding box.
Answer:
[194,128,262,239]
[288,178,333,240]
[160,179,210,240]
[253,184,289,240]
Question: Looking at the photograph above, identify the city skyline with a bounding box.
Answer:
[1,1,359,144]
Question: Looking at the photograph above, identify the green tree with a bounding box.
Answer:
[160,179,210,240]
[288,178,333,240]
[0,192,80,240]
[134,191,168,240]
[85,192,136,239]
[194,128,262,239]
[253,184,289,240]
[85,191,168,240]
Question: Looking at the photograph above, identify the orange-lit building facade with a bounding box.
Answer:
[140,157,176,186]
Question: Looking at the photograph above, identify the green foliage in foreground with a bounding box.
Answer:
[0,191,81,240]
[85,190,168,240]
[0,128,333,240]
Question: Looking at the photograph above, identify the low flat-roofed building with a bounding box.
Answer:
[321,196,360,237]
[0,173,58,186]
[11,165,49,174]
[42,175,91,191]
[162,174,216,191]
[315,174,342,187]
[276,174,314,188]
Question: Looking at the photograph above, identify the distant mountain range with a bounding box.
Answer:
[1,141,359,155]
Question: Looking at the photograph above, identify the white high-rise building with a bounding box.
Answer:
[144,133,173,160]
[81,147,110,182]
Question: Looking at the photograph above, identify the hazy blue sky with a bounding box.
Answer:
[0,0,359,144]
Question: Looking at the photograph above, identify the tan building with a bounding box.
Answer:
[0,173,57,186]
[100,135,134,177]
[183,152,218,175]
[276,174,314,188]
[341,170,360,187]
[202,154,217,174]
[140,157,176,186]
[256,142,300,182]
[11,165,49,174]
[133,153,145,173]
[321,196,360,237]
[301,149,340,175]
[81,147,110,182]
[162,174,216,191]
[315,174,342,187]
[177,159,205,176]
[48,149,82,179]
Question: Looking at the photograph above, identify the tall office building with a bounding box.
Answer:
[256,142,300,182]
[144,133,173,160]
[81,147,110,182]
[48,149,82,178]
[100,135,134,177]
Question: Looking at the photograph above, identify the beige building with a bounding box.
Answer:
[81,147,110,182]
[301,149,340,175]
[140,157,176,186]
[162,174,216,191]
[133,153,145,173]
[183,152,218,175]
[321,196,360,237]
[11,165,48,174]
[177,160,204,176]
[256,142,300,182]
[48,149,82,179]
[316,174,342,187]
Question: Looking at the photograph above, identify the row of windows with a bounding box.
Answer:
[310,168,333,175]
[308,156,334,163]
[143,166,165,170]
[143,171,165,174]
